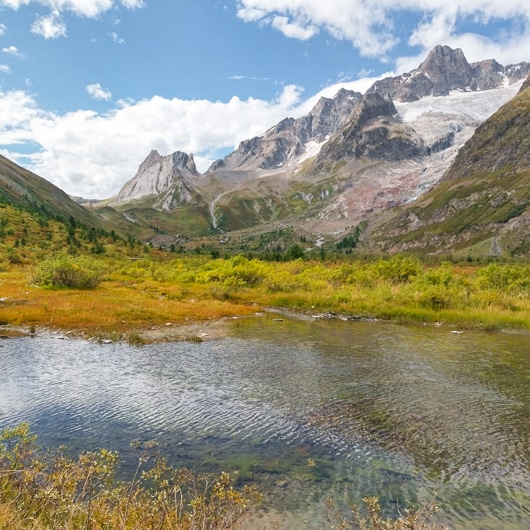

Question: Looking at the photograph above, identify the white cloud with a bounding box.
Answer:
[236,0,530,61]
[270,15,318,40]
[86,83,112,101]
[295,73,392,115]
[120,0,144,9]
[236,0,397,57]
[0,85,309,198]
[31,10,67,39]
[2,45,22,57]
[0,64,11,73]
[228,74,269,81]
[1,0,145,37]
[0,0,144,17]
[109,31,125,44]
[0,89,40,131]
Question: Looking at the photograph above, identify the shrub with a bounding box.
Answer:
[326,496,444,529]
[477,263,528,291]
[32,254,105,289]
[0,423,258,530]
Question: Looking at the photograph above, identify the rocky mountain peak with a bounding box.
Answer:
[367,45,530,102]
[317,92,424,162]
[112,150,202,209]
[355,93,397,126]
[418,45,472,93]
[206,88,362,173]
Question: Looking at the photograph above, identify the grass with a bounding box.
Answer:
[3,255,530,339]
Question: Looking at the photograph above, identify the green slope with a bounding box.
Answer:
[0,155,103,229]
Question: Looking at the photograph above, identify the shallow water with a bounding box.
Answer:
[2,313,530,528]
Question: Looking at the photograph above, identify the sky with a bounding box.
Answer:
[0,0,529,199]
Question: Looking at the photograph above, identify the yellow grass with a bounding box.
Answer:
[0,266,258,340]
[3,255,530,341]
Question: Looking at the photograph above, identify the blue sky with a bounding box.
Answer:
[0,0,529,198]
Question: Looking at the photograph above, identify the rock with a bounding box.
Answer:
[317,93,425,162]
[206,88,362,172]
[111,150,202,210]
[367,45,530,102]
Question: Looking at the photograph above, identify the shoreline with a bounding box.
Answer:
[3,304,528,346]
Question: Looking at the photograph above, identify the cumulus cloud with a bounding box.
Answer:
[0,64,11,73]
[31,10,67,39]
[1,0,145,36]
[1,0,144,17]
[86,83,112,101]
[270,15,318,40]
[2,45,22,57]
[235,0,530,61]
[0,85,310,198]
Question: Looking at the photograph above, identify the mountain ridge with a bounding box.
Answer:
[2,45,529,257]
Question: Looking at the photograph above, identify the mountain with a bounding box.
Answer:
[208,88,362,173]
[99,46,528,246]
[192,46,525,235]
[111,150,203,210]
[363,75,530,257]
[367,45,530,102]
[0,154,104,228]
[3,45,527,255]
[99,150,211,240]
[316,93,425,162]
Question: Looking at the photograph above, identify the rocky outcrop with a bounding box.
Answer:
[207,88,362,172]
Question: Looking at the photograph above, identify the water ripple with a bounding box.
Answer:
[2,320,530,528]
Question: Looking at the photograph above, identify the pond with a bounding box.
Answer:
[1,312,530,529]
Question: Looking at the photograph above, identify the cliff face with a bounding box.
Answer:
[208,88,363,173]
[317,93,425,162]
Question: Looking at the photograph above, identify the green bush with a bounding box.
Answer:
[32,254,105,289]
